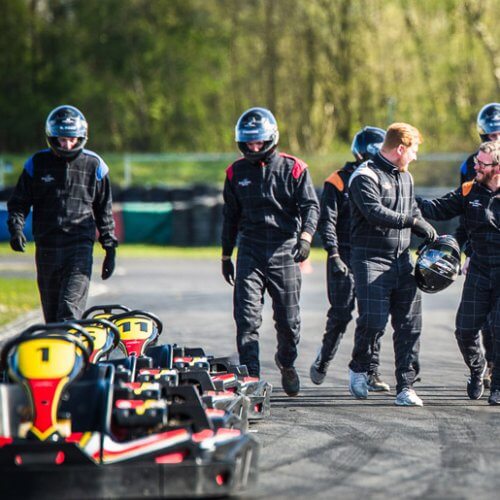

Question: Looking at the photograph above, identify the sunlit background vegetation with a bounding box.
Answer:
[0,0,498,188]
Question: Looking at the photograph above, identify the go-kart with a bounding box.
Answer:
[82,306,255,429]
[84,305,271,421]
[174,348,272,420]
[0,322,259,499]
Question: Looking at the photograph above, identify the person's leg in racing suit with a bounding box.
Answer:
[455,261,493,399]
[233,244,265,378]
[266,239,301,369]
[316,259,355,370]
[488,270,500,404]
[389,255,421,394]
[234,239,301,395]
[36,242,93,323]
[480,317,494,388]
[368,330,389,391]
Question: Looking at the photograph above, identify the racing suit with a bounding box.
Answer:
[221,150,319,376]
[456,153,493,365]
[418,181,500,388]
[317,162,383,372]
[348,152,423,394]
[8,148,117,322]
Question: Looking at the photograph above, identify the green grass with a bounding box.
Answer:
[0,277,39,327]
[0,243,35,257]
[0,243,327,262]
[108,245,326,262]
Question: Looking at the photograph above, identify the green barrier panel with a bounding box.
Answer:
[121,202,173,244]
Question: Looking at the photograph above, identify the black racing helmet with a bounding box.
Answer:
[235,107,279,162]
[415,235,461,294]
[351,126,386,162]
[477,102,500,141]
[45,105,88,158]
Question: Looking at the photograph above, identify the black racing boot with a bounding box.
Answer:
[467,368,485,400]
[310,352,330,385]
[488,388,500,405]
[275,353,300,396]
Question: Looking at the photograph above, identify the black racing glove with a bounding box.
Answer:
[412,218,437,242]
[10,230,27,252]
[222,259,235,286]
[101,247,116,280]
[293,239,311,263]
[329,253,349,276]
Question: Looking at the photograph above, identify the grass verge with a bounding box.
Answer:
[0,277,39,327]
[0,243,327,261]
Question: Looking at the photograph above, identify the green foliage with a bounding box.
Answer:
[0,0,497,158]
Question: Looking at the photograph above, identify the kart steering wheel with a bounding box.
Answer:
[82,304,132,319]
[0,324,92,371]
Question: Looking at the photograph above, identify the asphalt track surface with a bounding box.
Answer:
[2,254,500,500]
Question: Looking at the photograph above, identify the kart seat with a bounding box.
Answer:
[145,344,173,369]
[60,363,115,434]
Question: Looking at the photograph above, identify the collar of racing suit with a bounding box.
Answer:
[373,151,399,174]
[252,149,279,168]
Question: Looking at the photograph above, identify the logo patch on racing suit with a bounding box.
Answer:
[238,178,252,187]
[41,174,55,183]
[469,199,483,208]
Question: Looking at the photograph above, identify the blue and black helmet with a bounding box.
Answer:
[235,107,279,161]
[415,235,461,294]
[45,105,88,158]
[477,102,500,141]
[351,126,386,162]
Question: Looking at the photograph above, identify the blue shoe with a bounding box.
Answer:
[349,369,368,399]
[395,388,423,407]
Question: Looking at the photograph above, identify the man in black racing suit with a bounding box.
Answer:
[455,103,500,388]
[8,105,117,323]
[347,123,436,407]
[418,141,500,404]
[221,107,319,397]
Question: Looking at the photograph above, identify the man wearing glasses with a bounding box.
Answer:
[418,141,500,404]
[455,103,500,388]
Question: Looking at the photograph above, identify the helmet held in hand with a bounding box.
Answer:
[415,235,461,293]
